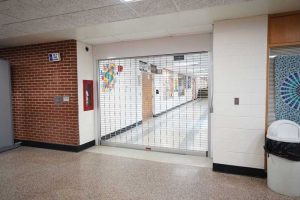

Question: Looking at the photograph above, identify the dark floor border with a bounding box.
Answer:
[14,139,95,152]
[213,163,267,178]
[101,121,143,140]
[153,99,199,117]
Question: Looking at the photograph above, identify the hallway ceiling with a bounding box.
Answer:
[0,0,300,48]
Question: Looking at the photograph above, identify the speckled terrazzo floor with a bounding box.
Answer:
[0,147,299,200]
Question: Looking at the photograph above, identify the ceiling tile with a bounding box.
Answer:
[1,0,300,47]
[22,0,122,18]
[0,0,122,22]
[93,3,137,23]
[223,0,253,4]
[125,0,177,17]
[0,13,18,25]
[3,4,136,37]
[0,0,9,11]
[173,0,223,11]
[173,0,255,11]
[0,0,46,21]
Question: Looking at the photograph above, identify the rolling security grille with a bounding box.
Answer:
[98,52,209,154]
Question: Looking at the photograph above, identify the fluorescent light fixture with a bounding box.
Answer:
[269,55,277,59]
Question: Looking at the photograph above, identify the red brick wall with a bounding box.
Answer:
[0,40,79,145]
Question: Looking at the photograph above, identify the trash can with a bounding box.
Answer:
[265,120,300,197]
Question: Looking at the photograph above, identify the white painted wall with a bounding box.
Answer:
[77,41,95,145]
[212,15,268,169]
[93,34,212,59]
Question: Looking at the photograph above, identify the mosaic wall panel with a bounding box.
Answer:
[275,55,300,124]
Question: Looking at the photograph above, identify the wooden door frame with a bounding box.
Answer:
[142,72,153,120]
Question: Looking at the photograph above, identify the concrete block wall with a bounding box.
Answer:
[212,15,268,169]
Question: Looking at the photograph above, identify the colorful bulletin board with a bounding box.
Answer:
[100,63,118,93]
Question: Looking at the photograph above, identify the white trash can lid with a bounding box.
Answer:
[267,120,300,143]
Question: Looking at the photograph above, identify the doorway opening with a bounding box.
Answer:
[97,52,209,155]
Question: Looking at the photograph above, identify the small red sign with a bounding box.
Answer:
[118,65,123,72]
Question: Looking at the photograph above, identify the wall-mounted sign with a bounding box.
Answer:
[139,61,161,74]
[174,54,185,61]
[53,95,70,105]
[48,53,61,62]
[83,80,94,111]
[54,96,63,105]
[118,65,123,72]
[139,60,149,72]
[150,64,158,74]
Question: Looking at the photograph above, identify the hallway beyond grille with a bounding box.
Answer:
[106,99,208,152]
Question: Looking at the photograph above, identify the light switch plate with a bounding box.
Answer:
[234,98,239,105]
[63,96,70,102]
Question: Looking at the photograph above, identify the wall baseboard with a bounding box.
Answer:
[15,139,95,152]
[213,163,267,178]
[101,121,143,140]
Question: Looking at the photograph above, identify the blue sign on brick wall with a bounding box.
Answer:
[48,53,61,62]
